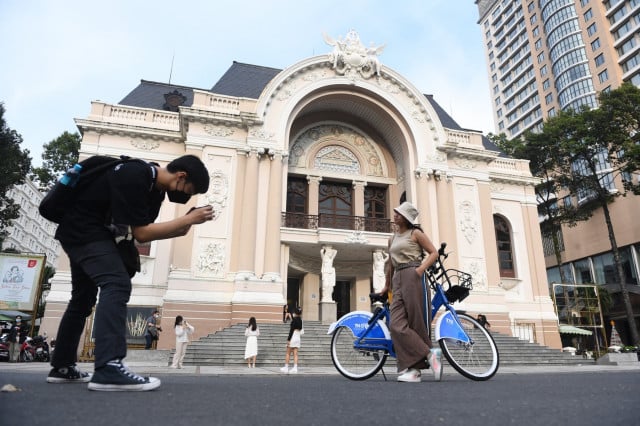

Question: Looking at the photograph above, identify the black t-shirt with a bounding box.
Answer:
[55,160,164,245]
[288,316,303,340]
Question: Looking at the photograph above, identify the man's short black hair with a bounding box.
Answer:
[167,155,210,194]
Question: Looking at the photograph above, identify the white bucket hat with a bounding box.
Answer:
[394,201,419,225]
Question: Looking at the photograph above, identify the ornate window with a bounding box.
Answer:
[364,186,389,232]
[494,215,515,278]
[319,181,352,229]
[364,186,386,219]
[286,178,307,213]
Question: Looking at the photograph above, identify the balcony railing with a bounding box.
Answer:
[282,212,392,233]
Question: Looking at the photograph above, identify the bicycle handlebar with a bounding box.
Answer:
[369,292,388,304]
[370,242,472,304]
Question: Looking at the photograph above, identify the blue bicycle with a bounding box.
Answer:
[327,243,499,381]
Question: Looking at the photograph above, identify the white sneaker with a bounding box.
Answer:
[289,366,298,374]
[279,366,289,374]
[429,348,443,382]
[397,368,421,383]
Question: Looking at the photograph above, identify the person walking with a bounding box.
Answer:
[377,201,443,383]
[244,317,259,368]
[171,316,194,369]
[8,315,27,362]
[280,307,303,374]
[46,154,213,391]
[144,310,162,350]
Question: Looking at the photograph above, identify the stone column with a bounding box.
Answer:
[263,151,284,281]
[435,172,455,248]
[352,180,366,217]
[170,146,205,270]
[306,175,322,216]
[229,150,248,272]
[236,149,260,278]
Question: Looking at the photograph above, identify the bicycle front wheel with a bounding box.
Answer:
[439,313,499,381]
[331,326,387,380]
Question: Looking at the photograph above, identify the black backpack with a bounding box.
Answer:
[39,155,139,224]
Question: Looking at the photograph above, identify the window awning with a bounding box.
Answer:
[558,325,593,336]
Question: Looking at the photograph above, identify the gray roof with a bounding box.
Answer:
[210,61,281,98]
[118,61,502,154]
[119,80,197,110]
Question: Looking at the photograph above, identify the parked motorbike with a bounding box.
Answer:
[31,335,50,362]
[20,337,35,362]
[20,335,50,362]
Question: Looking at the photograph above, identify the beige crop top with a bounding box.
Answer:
[389,229,423,266]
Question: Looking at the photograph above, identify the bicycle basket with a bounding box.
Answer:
[444,269,473,303]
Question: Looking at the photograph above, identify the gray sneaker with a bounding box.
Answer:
[88,359,160,391]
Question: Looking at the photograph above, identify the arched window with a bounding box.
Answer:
[494,215,515,278]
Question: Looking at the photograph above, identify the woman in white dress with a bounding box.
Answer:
[244,317,259,368]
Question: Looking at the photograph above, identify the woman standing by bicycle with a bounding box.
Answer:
[378,201,443,383]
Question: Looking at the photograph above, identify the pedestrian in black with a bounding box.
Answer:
[8,315,28,362]
[46,154,213,391]
[144,310,162,349]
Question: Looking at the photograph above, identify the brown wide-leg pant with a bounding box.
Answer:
[390,267,433,372]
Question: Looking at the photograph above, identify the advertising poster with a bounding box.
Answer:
[0,253,46,311]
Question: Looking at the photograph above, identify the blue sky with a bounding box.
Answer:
[0,0,493,167]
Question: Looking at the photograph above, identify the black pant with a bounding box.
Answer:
[144,334,154,349]
[52,240,131,369]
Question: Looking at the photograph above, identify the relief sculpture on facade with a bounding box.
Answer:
[197,242,225,277]
[289,124,384,176]
[459,200,479,244]
[204,169,229,220]
[323,30,385,79]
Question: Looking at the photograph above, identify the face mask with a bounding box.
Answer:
[167,191,191,204]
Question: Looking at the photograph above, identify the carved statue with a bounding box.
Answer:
[372,250,389,293]
[320,246,337,303]
[323,30,385,79]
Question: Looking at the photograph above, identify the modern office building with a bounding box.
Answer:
[40,31,562,354]
[476,0,639,138]
[476,0,640,344]
[2,178,60,268]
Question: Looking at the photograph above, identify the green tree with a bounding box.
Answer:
[497,83,640,345]
[0,103,32,245]
[31,131,81,190]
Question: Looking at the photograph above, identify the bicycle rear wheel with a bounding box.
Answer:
[439,313,499,381]
[331,326,387,380]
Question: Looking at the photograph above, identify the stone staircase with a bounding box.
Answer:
[174,320,594,368]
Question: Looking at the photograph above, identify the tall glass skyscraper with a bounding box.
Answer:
[476,0,640,138]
